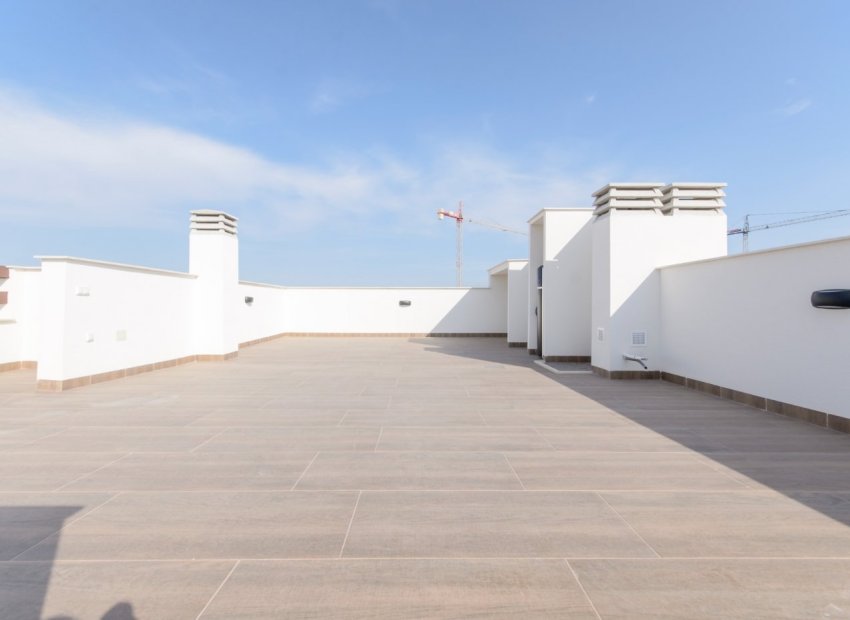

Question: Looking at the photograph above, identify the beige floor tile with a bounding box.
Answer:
[571,559,850,619]
[699,453,850,492]
[203,559,598,619]
[18,491,358,561]
[191,408,346,427]
[536,427,704,452]
[482,410,636,427]
[295,452,522,490]
[601,490,850,557]
[10,427,220,452]
[377,427,552,451]
[0,560,234,620]
[59,452,317,492]
[197,428,381,452]
[0,493,113,560]
[343,491,656,558]
[0,453,125,492]
[341,411,486,427]
[506,452,748,491]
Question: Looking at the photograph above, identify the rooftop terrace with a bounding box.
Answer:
[1,337,850,618]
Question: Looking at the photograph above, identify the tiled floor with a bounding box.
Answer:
[1,338,850,618]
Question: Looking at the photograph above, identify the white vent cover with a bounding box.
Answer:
[591,183,665,216]
[190,210,238,235]
[631,331,647,346]
[660,183,726,213]
[597,328,605,342]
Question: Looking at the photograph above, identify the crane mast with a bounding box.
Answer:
[436,203,527,286]
[437,201,464,287]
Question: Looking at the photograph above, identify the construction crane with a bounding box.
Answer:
[437,202,527,286]
[437,201,464,286]
[728,210,850,252]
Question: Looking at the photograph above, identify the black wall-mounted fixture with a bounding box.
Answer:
[399,300,412,307]
[244,296,254,305]
[811,289,850,309]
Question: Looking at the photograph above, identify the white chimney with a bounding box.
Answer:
[189,210,239,359]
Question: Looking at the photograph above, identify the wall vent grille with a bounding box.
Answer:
[631,331,647,346]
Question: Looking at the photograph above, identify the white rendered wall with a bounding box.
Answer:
[527,221,544,351]
[36,258,196,382]
[0,267,41,365]
[542,211,593,358]
[281,285,506,335]
[661,236,850,419]
[527,210,594,358]
[238,281,288,344]
[506,262,529,344]
[190,230,239,356]
[592,209,727,372]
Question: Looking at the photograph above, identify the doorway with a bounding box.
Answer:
[536,265,543,357]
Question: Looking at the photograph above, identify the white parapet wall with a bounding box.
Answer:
[660,235,850,420]
[36,257,197,387]
[279,284,506,335]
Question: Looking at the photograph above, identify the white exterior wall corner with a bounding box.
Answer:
[528,221,544,351]
[660,236,850,419]
[528,210,594,358]
[592,208,727,372]
[545,211,593,357]
[35,261,69,380]
[506,261,529,344]
[590,213,612,369]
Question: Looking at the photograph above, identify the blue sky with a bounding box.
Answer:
[1,0,849,285]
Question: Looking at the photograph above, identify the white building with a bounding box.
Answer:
[2,181,850,433]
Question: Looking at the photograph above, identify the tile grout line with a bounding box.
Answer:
[9,492,125,561]
[338,490,363,558]
[195,559,240,619]
[20,427,69,447]
[564,559,603,620]
[595,492,662,559]
[289,452,320,491]
[189,428,230,453]
[530,427,557,450]
[690,453,757,489]
[501,453,526,490]
[51,452,133,492]
[9,555,850,563]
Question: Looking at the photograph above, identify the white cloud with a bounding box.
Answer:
[0,90,611,235]
[779,98,812,117]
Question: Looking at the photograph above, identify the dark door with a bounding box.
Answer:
[536,265,543,357]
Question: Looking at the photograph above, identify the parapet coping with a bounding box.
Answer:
[658,233,850,270]
[239,280,492,291]
[36,256,197,279]
[527,208,594,225]
[487,259,529,275]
